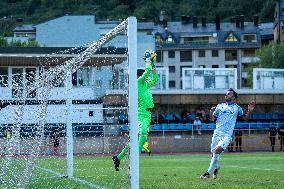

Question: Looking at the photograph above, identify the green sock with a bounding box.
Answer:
[117,147,128,161]
[117,135,148,161]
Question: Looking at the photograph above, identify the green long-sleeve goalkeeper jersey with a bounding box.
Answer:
[137,63,159,111]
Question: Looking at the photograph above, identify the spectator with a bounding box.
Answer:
[51,129,60,155]
[151,107,158,124]
[193,117,202,135]
[235,129,243,152]
[181,110,191,123]
[278,123,284,151]
[196,107,206,122]
[228,135,235,152]
[269,123,277,152]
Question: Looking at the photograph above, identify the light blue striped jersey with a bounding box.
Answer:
[213,103,244,136]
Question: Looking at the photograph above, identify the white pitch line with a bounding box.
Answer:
[35,165,107,189]
[228,165,284,172]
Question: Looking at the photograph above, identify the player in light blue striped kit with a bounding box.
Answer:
[200,88,255,179]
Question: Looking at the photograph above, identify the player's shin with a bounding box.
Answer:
[117,147,128,161]
[207,153,220,174]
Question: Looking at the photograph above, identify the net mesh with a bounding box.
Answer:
[0,19,133,189]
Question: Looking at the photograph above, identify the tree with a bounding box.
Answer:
[245,41,284,87]
[256,42,284,68]
[26,0,42,16]
[0,36,40,47]
[0,36,9,47]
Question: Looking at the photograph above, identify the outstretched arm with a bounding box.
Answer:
[137,63,152,84]
[210,106,216,122]
[242,101,256,121]
[147,68,159,88]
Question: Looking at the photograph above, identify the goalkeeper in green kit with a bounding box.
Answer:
[112,50,159,171]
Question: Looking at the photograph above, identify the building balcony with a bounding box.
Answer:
[241,57,259,63]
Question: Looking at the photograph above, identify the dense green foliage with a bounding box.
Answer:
[245,41,284,86]
[0,36,39,47]
[256,41,284,69]
[1,152,282,188]
[0,0,277,36]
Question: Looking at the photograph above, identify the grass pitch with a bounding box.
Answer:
[1,152,284,188]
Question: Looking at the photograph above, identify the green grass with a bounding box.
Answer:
[1,152,284,188]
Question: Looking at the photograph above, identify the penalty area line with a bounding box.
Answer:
[35,165,107,189]
[228,165,284,172]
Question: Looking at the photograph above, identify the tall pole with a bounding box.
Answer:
[66,70,73,178]
[127,16,139,189]
[278,0,281,44]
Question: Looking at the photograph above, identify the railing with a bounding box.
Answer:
[118,122,283,137]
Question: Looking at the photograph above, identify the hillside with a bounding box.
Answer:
[0,0,277,36]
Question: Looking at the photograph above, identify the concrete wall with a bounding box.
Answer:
[0,133,277,155]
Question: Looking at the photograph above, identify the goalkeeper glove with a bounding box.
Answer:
[143,50,157,63]
[143,50,151,63]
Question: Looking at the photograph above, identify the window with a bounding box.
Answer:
[212,50,219,57]
[12,68,23,98]
[89,111,94,117]
[108,80,114,89]
[169,80,176,88]
[243,49,255,57]
[225,32,238,42]
[180,66,192,77]
[43,67,64,87]
[184,36,209,44]
[168,51,175,58]
[95,80,102,88]
[0,67,8,87]
[26,68,36,98]
[72,71,77,86]
[225,50,238,61]
[12,68,23,87]
[78,68,90,86]
[199,65,206,68]
[180,50,192,62]
[156,51,163,62]
[167,34,174,43]
[169,66,175,73]
[242,34,256,42]
[225,65,238,68]
[212,65,219,68]
[72,67,90,86]
[155,34,163,44]
[26,68,36,85]
[198,50,205,57]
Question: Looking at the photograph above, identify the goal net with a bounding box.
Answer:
[0,17,138,189]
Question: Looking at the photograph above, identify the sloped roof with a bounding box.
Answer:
[258,22,273,36]
[13,25,35,32]
[154,21,263,49]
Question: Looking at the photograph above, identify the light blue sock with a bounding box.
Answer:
[215,154,220,169]
[207,153,220,174]
[215,161,220,169]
